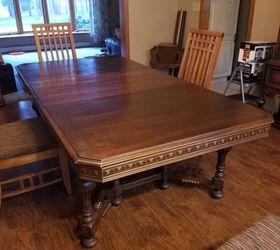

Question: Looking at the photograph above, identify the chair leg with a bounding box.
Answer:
[223,66,240,96]
[59,148,72,195]
[240,67,246,103]
[223,81,232,96]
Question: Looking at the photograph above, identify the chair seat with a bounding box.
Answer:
[0,118,58,160]
[0,117,71,207]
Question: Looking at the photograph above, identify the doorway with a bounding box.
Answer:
[199,0,255,78]
[232,0,255,70]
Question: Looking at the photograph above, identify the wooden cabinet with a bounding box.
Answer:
[263,59,280,127]
[264,60,280,94]
[262,27,280,127]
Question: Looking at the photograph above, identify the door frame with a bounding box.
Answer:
[244,0,255,40]
[199,0,255,40]
[119,0,130,59]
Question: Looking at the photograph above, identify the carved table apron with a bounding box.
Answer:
[16,57,273,248]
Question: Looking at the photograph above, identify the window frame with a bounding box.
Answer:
[0,0,87,35]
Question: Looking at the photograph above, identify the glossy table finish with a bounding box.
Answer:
[17,57,272,182]
[17,57,273,247]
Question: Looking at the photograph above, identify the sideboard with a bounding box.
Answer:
[263,59,280,127]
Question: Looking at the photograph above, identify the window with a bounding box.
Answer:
[0,0,17,34]
[74,0,90,30]
[19,0,44,32]
[47,0,70,23]
[0,0,90,35]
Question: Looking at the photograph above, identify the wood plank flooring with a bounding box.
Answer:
[0,103,280,249]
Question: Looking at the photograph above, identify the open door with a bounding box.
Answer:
[199,0,255,79]
[203,0,240,79]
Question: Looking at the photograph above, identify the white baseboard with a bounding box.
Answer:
[212,76,228,84]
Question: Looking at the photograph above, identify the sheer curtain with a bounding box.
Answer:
[89,0,110,46]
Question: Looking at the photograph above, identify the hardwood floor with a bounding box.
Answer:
[0,102,279,249]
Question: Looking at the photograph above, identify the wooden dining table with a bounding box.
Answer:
[17,57,273,248]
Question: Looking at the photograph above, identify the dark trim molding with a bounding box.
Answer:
[246,0,256,40]
[119,0,129,59]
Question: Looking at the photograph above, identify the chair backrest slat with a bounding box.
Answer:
[51,26,60,60]
[178,29,224,89]
[63,28,71,60]
[32,23,76,62]
[57,28,65,60]
[46,27,55,61]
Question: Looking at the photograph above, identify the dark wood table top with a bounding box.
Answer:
[16,57,273,182]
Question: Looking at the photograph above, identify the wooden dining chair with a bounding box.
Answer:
[169,29,224,185]
[0,117,72,207]
[178,28,224,89]
[32,22,77,62]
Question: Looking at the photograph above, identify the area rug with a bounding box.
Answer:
[218,215,280,249]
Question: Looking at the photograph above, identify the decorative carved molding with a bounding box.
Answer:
[78,125,270,181]
[79,166,101,180]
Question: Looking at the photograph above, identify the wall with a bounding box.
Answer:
[0,33,90,53]
[250,0,280,110]
[250,0,280,41]
[177,0,200,45]
[109,0,120,36]
[128,0,178,65]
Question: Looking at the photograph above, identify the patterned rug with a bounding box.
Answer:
[219,215,280,249]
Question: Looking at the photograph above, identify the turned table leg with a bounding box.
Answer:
[112,179,122,206]
[160,165,170,190]
[80,180,97,248]
[211,147,232,199]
